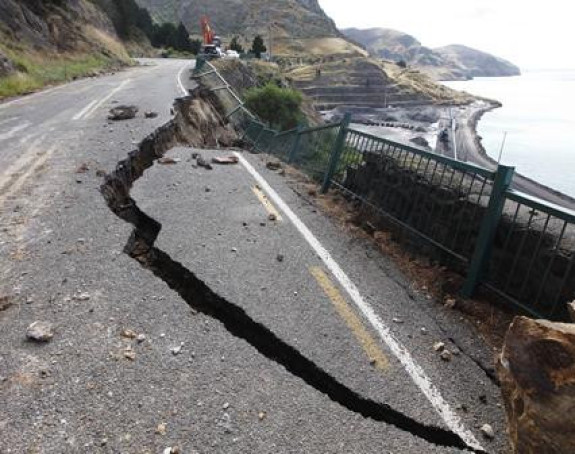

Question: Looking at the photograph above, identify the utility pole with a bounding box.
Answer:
[497,131,508,164]
[450,108,458,161]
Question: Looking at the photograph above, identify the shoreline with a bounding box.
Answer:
[461,101,575,211]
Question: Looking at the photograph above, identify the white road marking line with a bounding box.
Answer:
[234,152,484,451]
[73,100,98,121]
[0,135,46,192]
[0,122,31,141]
[0,117,19,127]
[177,63,190,96]
[0,145,56,208]
[82,79,131,120]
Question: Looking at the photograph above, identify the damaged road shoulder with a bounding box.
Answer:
[100,91,486,453]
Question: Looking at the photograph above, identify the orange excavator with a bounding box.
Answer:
[201,15,222,59]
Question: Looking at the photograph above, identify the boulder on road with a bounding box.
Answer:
[108,105,138,121]
[498,316,575,453]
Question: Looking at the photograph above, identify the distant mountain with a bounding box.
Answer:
[137,0,338,39]
[342,27,520,80]
[435,44,521,78]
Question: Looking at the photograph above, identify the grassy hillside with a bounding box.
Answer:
[0,0,153,99]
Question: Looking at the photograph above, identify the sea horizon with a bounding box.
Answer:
[445,69,575,200]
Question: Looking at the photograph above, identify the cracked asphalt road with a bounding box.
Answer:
[1,59,508,453]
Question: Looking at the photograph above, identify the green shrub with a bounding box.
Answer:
[244,83,303,131]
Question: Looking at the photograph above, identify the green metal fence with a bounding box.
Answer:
[193,57,575,320]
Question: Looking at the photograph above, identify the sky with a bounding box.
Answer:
[319,0,575,70]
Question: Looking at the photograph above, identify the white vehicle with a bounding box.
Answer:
[225,50,240,59]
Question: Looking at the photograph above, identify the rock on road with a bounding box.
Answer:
[0,59,507,453]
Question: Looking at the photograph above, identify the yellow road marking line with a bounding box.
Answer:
[310,266,389,371]
[252,185,282,221]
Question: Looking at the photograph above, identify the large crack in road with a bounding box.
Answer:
[100,92,485,453]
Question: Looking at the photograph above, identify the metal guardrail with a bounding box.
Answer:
[193,57,575,320]
[193,58,255,130]
[483,189,575,319]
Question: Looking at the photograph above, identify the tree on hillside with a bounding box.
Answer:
[174,23,193,52]
[251,35,266,59]
[229,36,244,54]
[152,22,178,48]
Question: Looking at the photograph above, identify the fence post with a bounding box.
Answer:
[194,56,206,74]
[461,165,515,298]
[288,125,304,163]
[251,123,265,151]
[321,113,351,194]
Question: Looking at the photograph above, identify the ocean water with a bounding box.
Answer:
[444,70,575,198]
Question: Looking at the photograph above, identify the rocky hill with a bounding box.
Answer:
[342,27,520,80]
[138,0,337,37]
[136,0,363,56]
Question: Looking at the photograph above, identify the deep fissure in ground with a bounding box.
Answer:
[99,92,484,453]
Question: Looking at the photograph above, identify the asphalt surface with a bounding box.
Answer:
[1,59,508,453]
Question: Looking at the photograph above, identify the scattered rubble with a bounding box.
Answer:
[444,297,457,309]
[144,111,159,119]
[266,161,282,171]
[276,254,284,262]
[268,213,277,222]
[73,291,90,301]
[26,321,54,342]
[212,155,239,165]
[196,155,213,170]
[158,157,181,165]
[136,333,146,343]
[433,342,445,352]
[121,329,137,339]
[163,448,180,454]
[76,163,89,174]
[171,342,184,355]
[0,294,13,311]
[123,347,136,361]
[108,105,138,121]
[156,422,167,435]
[258,411,266,421]
[440,350,453,362]
[480,423,495,440]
